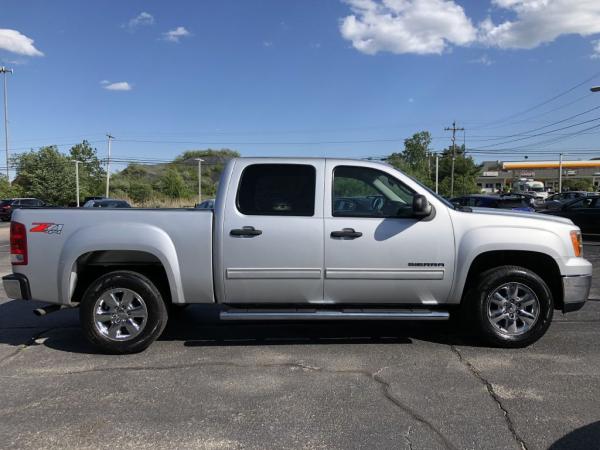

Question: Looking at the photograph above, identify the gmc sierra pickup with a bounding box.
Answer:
[2,158,593,353]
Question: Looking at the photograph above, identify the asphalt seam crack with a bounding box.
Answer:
[0,327,55,366]
[8,357,457,449]
[450,345,528,450]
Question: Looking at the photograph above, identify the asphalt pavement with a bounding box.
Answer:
[0,221,599,449]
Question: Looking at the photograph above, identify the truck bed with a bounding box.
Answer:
[12,208,215,305]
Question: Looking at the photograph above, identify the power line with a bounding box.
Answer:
[472,70,600,129]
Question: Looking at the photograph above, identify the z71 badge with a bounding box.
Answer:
[30,223,64,235]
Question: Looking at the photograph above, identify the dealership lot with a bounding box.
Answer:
[0,222,598,450]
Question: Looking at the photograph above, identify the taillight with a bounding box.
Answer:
[10,221,27,265]
[2,205,11,210]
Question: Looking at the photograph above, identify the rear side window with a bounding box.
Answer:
[237,164,316,216]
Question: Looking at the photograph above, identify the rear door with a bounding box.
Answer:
[221,160,325,303]
[323,161,455,304]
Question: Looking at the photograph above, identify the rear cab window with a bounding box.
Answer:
[236,164,316,216]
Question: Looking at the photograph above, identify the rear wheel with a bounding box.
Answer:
[468,265,553,347]
[80,271,168,354]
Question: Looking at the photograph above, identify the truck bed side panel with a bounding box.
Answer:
[12,208,214,305]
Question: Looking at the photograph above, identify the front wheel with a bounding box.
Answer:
[468,265,553,348]
[80,271,168,354]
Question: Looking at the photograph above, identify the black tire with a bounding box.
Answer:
[80,271,168,354]
[466,265,553,348]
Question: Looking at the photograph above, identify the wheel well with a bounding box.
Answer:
[463,251,563,309]
[71,251,171,305]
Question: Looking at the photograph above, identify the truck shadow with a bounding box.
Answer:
[549,421,600,450]
[0,300,484,354]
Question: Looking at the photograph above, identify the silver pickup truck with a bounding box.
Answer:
[2,158,593,353]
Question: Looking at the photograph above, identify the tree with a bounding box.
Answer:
[387,132,433,187]
[157,168,189,198]
[69,141,106,198]
[562,178,593,192]
[436,145,480,197]
[12,146,76,205]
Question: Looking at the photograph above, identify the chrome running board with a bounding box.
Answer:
[220,308,449,321]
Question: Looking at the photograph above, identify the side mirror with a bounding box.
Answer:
[412,194,432,218]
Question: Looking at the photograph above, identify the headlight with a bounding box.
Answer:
[570,230,583,257]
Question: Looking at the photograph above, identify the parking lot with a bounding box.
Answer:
[0,222,598,450]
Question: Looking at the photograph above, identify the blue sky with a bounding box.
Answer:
[1,0,600,171]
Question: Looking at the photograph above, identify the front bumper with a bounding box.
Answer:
[562,275,592,313]
[2,273,31,300]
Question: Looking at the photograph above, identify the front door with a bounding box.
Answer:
[323,161,455,304]
[222,160,325,303]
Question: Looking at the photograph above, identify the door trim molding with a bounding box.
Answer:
[227,268,322,279]
[325,268,444,280]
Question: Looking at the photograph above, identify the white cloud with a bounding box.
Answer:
[591,40,600,59]
[162,26,191,43]
[263,41,273,47]
[470,54,494,65]
[125,12,155,31]
[101,81,132,91]
[340,0,600,56]
[479,0,600,49]
[340,0,477,55]
[0,29,43,56]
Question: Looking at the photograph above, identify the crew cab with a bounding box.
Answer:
[2,158,593,353]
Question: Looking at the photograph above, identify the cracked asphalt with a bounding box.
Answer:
[0,223,599,450]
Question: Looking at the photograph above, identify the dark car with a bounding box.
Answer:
[0,198,46,222]
[195,199,215,209]
[539,191,591,210]
[540,195,600,237]
[82,199,131,208]
[451,194,535,212]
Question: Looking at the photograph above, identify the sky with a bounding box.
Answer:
[2,0,600,172]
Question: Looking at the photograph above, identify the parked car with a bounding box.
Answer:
[538,191,591,210]
[82,199,131,208]
[0,198,46,222]
[2,158,592,353]
[195,199,215,209]
[451,194,535,212]
[540,195,600,237]
[83,196,106,204]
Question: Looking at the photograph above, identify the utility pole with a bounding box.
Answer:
[195,158,204,204]
[105,133,114,198]
[1,67,13,181]
[444,121,464,198]
[558,152,563,193]
[72,160,82,207]
[435,153,439,194]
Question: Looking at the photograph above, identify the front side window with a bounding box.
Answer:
[332,166,415,218]
[237,164,316,216]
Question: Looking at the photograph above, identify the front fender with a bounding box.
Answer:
[450,226,568,303]
[59,222,184,304]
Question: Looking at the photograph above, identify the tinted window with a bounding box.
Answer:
[237,164,316,216]
[332,166,414,218]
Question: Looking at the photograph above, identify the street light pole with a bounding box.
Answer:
[72,160,81,207]
[558,152,563,193]
[0,67,13,181]
[105,133,114,198]
[435,153,439,194]
[195,158,204,204]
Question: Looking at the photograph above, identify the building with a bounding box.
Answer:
[477,159,600,194]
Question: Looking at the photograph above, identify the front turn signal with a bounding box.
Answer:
[570,230,583,257]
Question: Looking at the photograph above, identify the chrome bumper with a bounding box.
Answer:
[2,274,31,300]
[562,275,592,312]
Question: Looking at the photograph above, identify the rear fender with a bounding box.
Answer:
[58,223,184,304]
